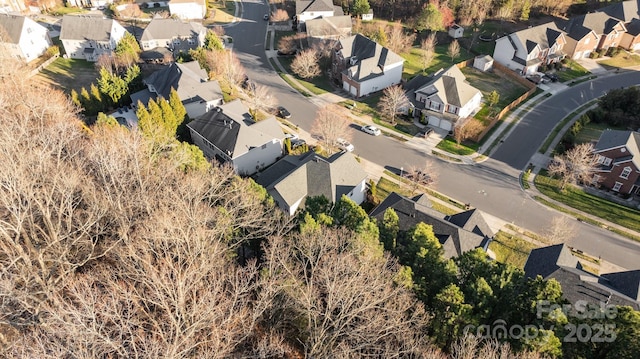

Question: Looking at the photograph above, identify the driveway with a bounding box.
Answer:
[575,57,608,74]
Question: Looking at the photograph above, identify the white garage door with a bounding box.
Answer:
[428,116,453,131]
[428,116,440,128]
[440,120,453,131]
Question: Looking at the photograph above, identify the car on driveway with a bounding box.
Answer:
[291,138,306,150]
[336,138,354,152]
[361,125,381,136]
[277,106,291,119]
[284,133,298,141]
[543,72,559,82]
[417,127,434,138]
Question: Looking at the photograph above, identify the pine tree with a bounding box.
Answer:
[70,89,82,108]
[168,88,187,127]
[80,87,94,114]
[90,83,102,105]
[159,98,178,135]
[136,101,153,136]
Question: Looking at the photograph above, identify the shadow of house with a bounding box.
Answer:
[369,192,492,259]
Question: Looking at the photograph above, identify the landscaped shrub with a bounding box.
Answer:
[419,112,426,124]
[586,108,605,123]
[606,46,622,57]
[589,51,599,59]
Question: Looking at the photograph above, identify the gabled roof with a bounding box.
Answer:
[0,14,28,44]
[305,15,352,38]
[594,130,640,168]
[143,61,222,104]
[625,18,640,36]
[561,12,625,39]
[601,0,640,23]
[524,243,640,309]
[337,34,404,82]
[296,0,337,14]
[370,192,491,259]
[414,66,482,108]
[141,18,205,42]
[508,22,564,55]
[523,243,580,279]
[186,99,281,159]
[254,151,367,210]
[60,15,119,42]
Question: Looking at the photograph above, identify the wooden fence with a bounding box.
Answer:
[27,54,59,78]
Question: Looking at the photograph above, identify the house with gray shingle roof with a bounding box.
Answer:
[0,14,51,63]
[332,34,404,97]
[140,18,206,56]
[557,12,626,59]
[493,22,566,75]
[305,15,351,46]
[601,0,640,50]
[59,15,128,62]
[593,130,640,195]
[524,244,640,310]
[295,0,343,24]
[404,65,482,131]
[131,61,223,119]
[187,99,284,176]
[369,192,492,259]
[254,151,367,215]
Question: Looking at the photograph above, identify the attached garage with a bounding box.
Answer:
[427,116,453,131]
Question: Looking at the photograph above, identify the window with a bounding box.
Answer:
[613,182,623,192]
[27,27,32,34]
[597,155,612,166]
[620,167,632,179]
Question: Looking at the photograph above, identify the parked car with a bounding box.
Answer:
[277,50,297,57]
[263,14,269,21]
[544,72,559,82]
[526,74,543,84]
[418,127,434,138]
[336,138,354,152]
[291,138,306,150]
[361,125,381,136]
[277,106,291,119]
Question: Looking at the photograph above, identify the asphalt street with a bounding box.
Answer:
[225,9,640,269]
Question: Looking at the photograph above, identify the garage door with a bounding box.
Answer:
[440,120,453,131]
[428,116,453,131]
[573,51,582,59]
[428,116,440,128]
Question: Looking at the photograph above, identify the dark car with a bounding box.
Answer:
[277,50,296,57]
[263,14,269,21]
[291,139,306,149]
[526,74,542,84]
[418,128,434,138]
[277,106,291,119]
[544,72,559,82]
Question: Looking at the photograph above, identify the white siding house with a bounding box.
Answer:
[140,18,206,53]
[169,0,206,20]
[295,0,339,24]
[0,14,52,63]
[333,34,405,98]
[187,100,284,176]
[59,15,127,62]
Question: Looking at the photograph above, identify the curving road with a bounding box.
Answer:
[224,7,640,270]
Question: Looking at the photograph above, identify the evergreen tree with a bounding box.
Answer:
[80,86,94,114]
[98,67,127,106]
[352,0,370,17]
[169,88,187,127]
[96,112,120,127]
[204,30,224,51]
[159,98,178,135]
[114,32,141,64]
[379,208,399,251]
[70,89,82,108]
[136,101,153,136]
[90,83,102,104]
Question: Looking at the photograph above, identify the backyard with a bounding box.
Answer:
[488,231,537,268]
[205,0,236,25]
[461,66,529,108]
[401,44,475,80]
[36,58,99,94]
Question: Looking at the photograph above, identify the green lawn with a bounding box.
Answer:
[534,173,640,233]
[401,44,475,80]
[206,0,236,24]
[598,51,640,68]
[436,137,477,155]
[557,59,590,83]
[275,53,332,95]
[376,177,411,200]
[489,231,537,268]
[47,6,86,15]
[36,58,98,93]
[573,122,623,145]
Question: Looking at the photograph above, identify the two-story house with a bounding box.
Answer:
[0,14,51,63]
[493,22,566,75]
[404,65,483,131]
[295,0,343,25]
[593,130,640,195]
[131,61,223,119]
[169,0,206,20]
[140,18,206,56]
[332,34,404,98]
[601,0,640,51]
[59,15,127,62]
[305,15,352,47]
[558,12,626,59]
[187,99,284,176]
[254,151,368,216]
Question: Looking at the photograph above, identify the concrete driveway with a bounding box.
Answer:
[575,57,608,74]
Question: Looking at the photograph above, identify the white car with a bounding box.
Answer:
[336,138,354,152]
[361,125,381,136]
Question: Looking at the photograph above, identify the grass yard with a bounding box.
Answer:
[461,67,528,108]
[401,44,475,80]
[598,51,640,68]
[206,0,236,24]
[36,58,99,94]
[573,122,625,145]
[436,137,477,155]
[276,56,332,95]
[557,59,590,83]
[47,6,86,15]
[489,231,537,268]
[534,173,640,233]
[376,177,412,201]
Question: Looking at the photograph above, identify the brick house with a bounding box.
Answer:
[593,130,640,195]
[558,12,626,59]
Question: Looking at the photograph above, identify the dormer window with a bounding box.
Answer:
[597,155,612,166]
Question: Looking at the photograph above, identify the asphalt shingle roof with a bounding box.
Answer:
[594,130,640,169]
[338,34,404,82]
[143,61,222,104]
[305,15,352,38]
[141,18,205,43]
[413,66,482,108]
[0,14,27,44]
[296,0,338,14]
[601,0,640,22]
[60,15,118,42]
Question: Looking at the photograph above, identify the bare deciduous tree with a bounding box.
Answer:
[378,85,409,124]
[420,33,437,72]
[291,48,321,79]
[453,118,484,145]
[406,159,438,192]
[245,84,276,118]
[386,22,416,54]
[213,51,246,88]
[447,39,460,62]
[311,104,352,154]
[544,216,578,244]
[547,143,598,191]
[271,8,289,21]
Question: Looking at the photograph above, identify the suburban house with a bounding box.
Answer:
[0,14,51,63]
[370,192,493,259]
[187,99,284,175]
[557,12,626,59]
[295,0,343,24]
[602,0,640,50]
[524,244,640,310]
[619,18,640,50]
[332,34,404,98]
[592,130,640,195]
[140,18,206,56]
[254,151,367,216]
[493,22,566,75]
[304,15,352,46]
[0,0,28,14]
[169,0,206,20]
[403,65,483,131]
[130,61,223,119]
[59,15,127,62]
